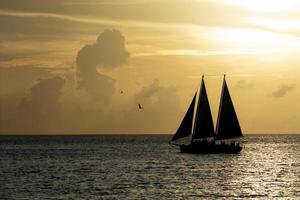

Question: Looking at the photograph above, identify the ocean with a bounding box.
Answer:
[0,135,299,199]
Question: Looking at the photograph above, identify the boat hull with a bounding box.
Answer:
[179,142,242,154]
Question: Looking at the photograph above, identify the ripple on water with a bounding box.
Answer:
[0,135,299,199]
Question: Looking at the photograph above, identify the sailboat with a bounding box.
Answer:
[170,75,243,154]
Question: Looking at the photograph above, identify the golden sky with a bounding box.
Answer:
[0,0,300,134]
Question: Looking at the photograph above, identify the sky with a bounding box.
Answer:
[0,0,300,134]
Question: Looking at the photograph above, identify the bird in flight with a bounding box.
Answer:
[120,90,124,94]
[138,104,143,109]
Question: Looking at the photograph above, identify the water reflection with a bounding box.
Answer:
[0,135,299,199]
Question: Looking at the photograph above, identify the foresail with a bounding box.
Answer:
[216,77,242,140]
[192,78,215,140]
[171,93,196,142]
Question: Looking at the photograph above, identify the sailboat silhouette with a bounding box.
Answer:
[170,75,243,154]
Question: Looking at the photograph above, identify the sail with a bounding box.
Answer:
[171,93,196,141]
[216,77,242,139]
[192,77,215,140]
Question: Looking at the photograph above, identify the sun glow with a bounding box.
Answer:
[248,17,300,32]
[213,28,295,50]
[225,0,299,12]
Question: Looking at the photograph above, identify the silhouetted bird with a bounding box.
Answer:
[138,104,143,109]
[120,90,124,94]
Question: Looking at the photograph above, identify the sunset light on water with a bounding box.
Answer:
[0,0,299,199]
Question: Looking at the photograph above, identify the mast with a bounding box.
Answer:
[192,75,215,140]
[215,75,243,140]
[171,92,197,142]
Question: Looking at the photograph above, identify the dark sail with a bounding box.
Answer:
[216,76,242,139]
[192,77,215,140]
[171,93,196,141]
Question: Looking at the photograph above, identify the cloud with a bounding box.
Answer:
[0,66,60,133]
[234,79,254,89]
[77,71,115,103]
[0,51,53,62]
[121,79,181,133]
[271,84,296,98]
[77,29,129,68]
[133,49,284,57]
[63,0,159,6]
[16,77,65,132]
[0,30,131,133]
[2,1,300,39]
[0,66,53,96]
[0,9,193,30]
[76,29,129,102]
[0,4,251,33]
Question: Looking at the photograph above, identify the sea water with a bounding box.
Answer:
[0,135,299,199]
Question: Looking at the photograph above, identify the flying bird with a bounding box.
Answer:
[120,90,124,94]
[138,104,143,110]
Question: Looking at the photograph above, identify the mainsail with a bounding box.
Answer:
[216,76,242,139]
[171,93,196,141]
[192,77,215,140]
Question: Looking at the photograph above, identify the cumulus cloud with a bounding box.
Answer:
[76,30,129,69]
[76,29,129,102]
[0,30,181,134]
[1,30,131,133]
[0,66,52,96]
[234,79,254,89]
[0,67,62,133]
[17,77,65,132]
[121,80,181,133]
[271,84,296,98]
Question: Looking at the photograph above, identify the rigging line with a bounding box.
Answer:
[189,73,291,78]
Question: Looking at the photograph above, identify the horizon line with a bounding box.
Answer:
[0,133,299,136]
